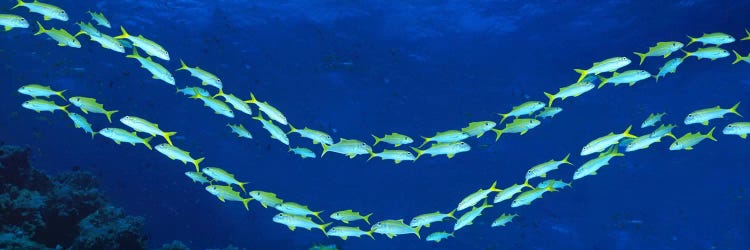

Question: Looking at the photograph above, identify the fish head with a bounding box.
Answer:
[68,96,83,106]
[329,212,341,220]
[671,42,684,50]
[166,75,176,85]
[21,100,34,109]
[403,136,414,144]
[204,185,219,194]
[452,141,471,152]
[668,141,681,150]
[722,124,738,134]
[526,119,541,129]
[17,86,29,95]
[202,167,216,175]
[98,128,114,136]
[272,213,289,223]
[11,16,29,28]
[68,38,82,48]
[717,49,730,57]
[684,113,699,124]
[55,10,69,21]
[120,116,134,124]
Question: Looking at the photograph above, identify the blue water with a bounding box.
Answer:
[2,1,750,249]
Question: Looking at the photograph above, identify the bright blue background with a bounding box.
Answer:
[1,1,749,249]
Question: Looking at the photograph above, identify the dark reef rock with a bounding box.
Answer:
[0,145,146,250]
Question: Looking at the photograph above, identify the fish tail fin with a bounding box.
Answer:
[193,157,205,172]
[90,131,97,139]
[732,50,744,64]
[365,230,375,240]
[597,75,609,89]
[177,59,189,71]
[162,131,177,145]
[686,35,697,46]
[633,52,647,65]
[74,30,86,37]
[319,222,332,236]
[622,125,637,138]
[491,129,504,142]
[286,124,297,135]
[447,208,457,219]
[730,101,742,117]
[498,113,510,124]
[320,143,329,157]
[411,147,424,161]
[237,181,248,193]
[543,92,555,107]
[522,179,533,189]
[363,213,373,225]
[706,127,717,141]
[312,210,324,223]
[242,198,252,211]
[418,136,430,148]
[56,90,66,100]
[666,132,677,140]
[104,110,118,123]
[113,26,129,39]
[489,181,500,192]
[574,69,587,83]
[743,29,750,41]
[59,104,70,115]
[126,47,140,59]
[371,134,381,146]
[413,225,422,239]
[12,0,24,9]
[367,151,377,161]
[561,153,572,165]
[33,21,45,36]
[249,92,258,104]
[212,88,225,98]
[681,49,691,60]
[142,136,154,150]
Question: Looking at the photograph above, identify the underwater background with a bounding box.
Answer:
[1,0,750,249]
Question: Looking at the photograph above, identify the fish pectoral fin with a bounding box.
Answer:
[740,134,747,139]
[57,43,66,46]
[341,236,348,240]
[663,52,671,58]
[260,203,268,208]
[685,147,693,150]
[152,75,158,79]
[4,26,11,31]
[80,108,89,114]
[44,16,51,21]
[113,140,121,145]
[387,234,395,239]
[394,160,401,164]
[540,173,546,178]
[446,154,455,159]
[287,226,296,231]
[218,197,225,202]
[342,220,349,224]
[701,121,709,126]
[520,130,528,135]
[201,81,208,86]
[347,154,356,159]
[425,223,430,228]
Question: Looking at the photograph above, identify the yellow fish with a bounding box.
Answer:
[684,102,741,126]
[98,128,153,150]
[13,0,68,21]
[34,22,80,48]
[114,26,170,61]
[574,57,631,83]
[154,143,205,172]
[580,125,637,156]
[669,127,717,151]
[723,122,750,139]
[68,96,118,123]
[633,41,683,65]
[245,93,288,125]
[22,99,68,114]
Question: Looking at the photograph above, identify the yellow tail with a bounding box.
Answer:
[492,128,504,142]
[113,26,129,39]
[543,92,555,107]
[142,136,154,150]
[574,69,587,83]
[732,50,746,65]
[192,157,205,172]
[633,52,647,65]
[686,35,697,46]
[729,101,742,117]
[104,110,119,123]
[11,0,24,10]
[33,21,45,36]
[177,59,189,71]
[163,131,177,145]
[371,134,382,146]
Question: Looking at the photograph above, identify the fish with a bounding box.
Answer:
[686,32,735,46]
[249,191,283,208]
[722,122,750,139]
[536,179,572,190]
[213,89,252,115]
[98,127,153,150]
[87,11,110,28]
[367,149,415,164]
[12,0,68,21]
[419,130,469,148]
[274,202,324,222]
[21,99,68,114]
[544,81,595,107]
[176,86,210,97]
[190,91,234,118]
[184,171,210,184]
[202,167,248,193]
[654,58,683,82]
[493,182,533,204]
[330,210,373,224]
[669,127,717,151]
[33,22,80,48]
[457,181,501,211]
[633,41,684,65]
[641,112,667,128]
[205,185,252,211]
[574,57,631,83]
[114,26,170,61]
[227,124,253,139]
[273,213,331,235]
[154,143,205,172]
[625,133,663,152]
[125,48,175,85]
[426,231,454,243]
[744,29,750,41]
[327,226,374,240]
[289,147,316,159]
[177,59,222,89]
[535,106,563,119]
[454,199,492,231]
[411,141,471,160]
[491,118,541,141]
[252,113,289,145]
[88,33,124,53]
[511,182,557,207]
[244,93,288,125]
[580,125,637,156]
[460,121,497,138]
[498,101,545,124]
[17,84,65,99]
[68,96,118,123]
[409,209,456,228]
[0,14,29,31]
[525,154,573,180]
[732,50,750,64]
[681,47,730,61]
[650,123,677,139]
[73,22,100,37]
[684,102,742,126]
[120,116,177,145]
[573,146,624,180]
[371,133,414,147]
[288,125,333,145]
[597,70,651,88]
[67,112,96,138]
[491,213,519,227]
[371,219,421,239]
[321,138,371,158]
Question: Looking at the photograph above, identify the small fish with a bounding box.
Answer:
[214,89,252,115]
[625,133,663,152]
[650,123,677,139]
[327,226,374,240]
[681,47,730,61]
[535,106,563,119]
[274,202,324,222]
[573,146,624,180]
[88,33,124,53]
[176,86,209,97]
[321,138,371,158]
[273,213,331,235]
[245,93,288,125]
[723,122,750,139]
[74,22,100,37]
[498,101,545,124]
[536,179,571,190]
[372,132,413,147]
[252,113,289,145]
[544,81,594,107]
[12,0,68,21]
[654,58,684,82]
[0,14,29,31]
[744,29,750,41]
[597,70,651,88]
[669,127,717,151]
[99,127,153,150]
[330,210,373,224]
[411,141,470,160]
[68,96,118,123]
[426,231,454,243]
[687,32,735,46]
[732,50,750,65]
[457,181,501,211]
[87,11,110,28]
[118,39,133,48]
[491,118,541,141]
[491,213,519,227]
[125,48,175,85]
[641,112,667,128]
[249,191,283,208]
[120,116,176,145]
[184,171,210,184]
[460,121,497,138]
[633,41,684,65]
[525,154,572,180]
[511,182,557,207]
[33,22,80,48]
[368,149,415,164]
[177,59,222,89]
[289,147,316,159]
[371,219,421,239]
[17,84,65,99]
[114,26,170,61]
[574,57,631,83]
[684,102,742,126]
[288,125,332,145]
[154,143,205,172]
[190,91,234,118]
[227,124,252,139]
[454,199,492,231]
[22,99,69,114]
[493,182,533,204]
[419,130,469,148]
[202,167,248,193]
[409,209,456,228]
[205,185,252,210]
[68,112,96,138]
[580,125,637,156]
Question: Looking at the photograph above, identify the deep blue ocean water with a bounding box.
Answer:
[2,0,750,249]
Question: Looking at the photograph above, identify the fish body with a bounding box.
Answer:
[684,102,742,126]
[498,101,545,123]
[34,22,79,48]
[535,106,563,119]
[525,154,572,180]
[289,147,316,159]
[87,11,110,28]
[687,32,735,46]
[205,185,251,210]
[184,171,210,184]
[99,127,153,150]
[74,22,100,37]
[13,0,68,21]
[491,213,519,227]
[330,210,373,224]
[0,14,29,31]
[411,141,470,160]
[409,210,456,228]
[371,219,421,239]
[457,181,500,211]
[633,41,684,64]
[154,143,205,171]
[511,182,557,207]
[580,125,637,156]
[454,200,492,231]
[371,132,413,147]
[288,125,332,145]
[368,149,415,164]
[120,116,176,145]
[625,133,663,152]
[202,167,248,192]
[125,48,174,85]
[460,121,497,138]
[274,202,323,222]
[214,89,252,115]
[245,93,287,125]
[491,118,541,141]
[190,91,234,118]
[573,146,624,180]
[493,183,532,204]
[17,84,65,99]
[252,114,289,145]
[722,122,750,139]
[574,57,631,83]
[68,96,119,122]
[249,191,283,208]
[597,70,651,88]
[641,112,667,128]
[176,86,209,97]
[273,213,331,235]
[544,81,595,107]
[327,226,374,240]
[89,33,124,53]
[22,99,68,114]
[227,124,252,139]
[68,112,96,138]
[650,124,677,139]
[419,130,469,148]
[682,47,730,60]
[177,59,222,89]
[536,179,572,190]
[114,26,170,60]
[321,138,371,158]
[426,232,454,243]
[670,127,717,151]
